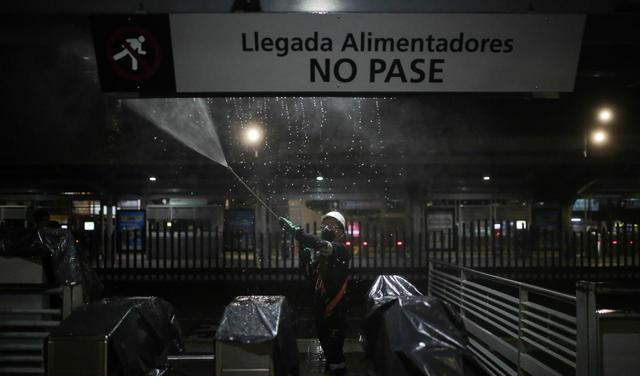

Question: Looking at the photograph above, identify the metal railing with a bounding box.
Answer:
[428,260,577,376]
[77,219,640,281]
[576,281,640,376]
[0,283,83,319]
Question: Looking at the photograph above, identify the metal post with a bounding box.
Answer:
[576,281,598,376]
[427,262,434,296]
[460,268,467,321]
[517,287,529,375]
[62,283,84,320]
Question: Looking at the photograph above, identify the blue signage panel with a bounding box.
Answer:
[116,209,146,251]
[224,209,255,250]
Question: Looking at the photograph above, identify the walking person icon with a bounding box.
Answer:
[103,23,166,85]
[112,36,147,71]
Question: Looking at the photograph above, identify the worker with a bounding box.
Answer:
[279,211,350,375]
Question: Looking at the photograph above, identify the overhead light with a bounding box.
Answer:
[591,129,608,144]
[149,176,157,182]
[483,176,491,181]
[316,176,324,181]
[597,108,613,123]
[243,124,264,146]
[571,218,582,223]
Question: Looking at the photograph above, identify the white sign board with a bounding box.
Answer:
[170,13,585,93]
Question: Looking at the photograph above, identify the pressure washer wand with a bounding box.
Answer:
[227,166,280,221]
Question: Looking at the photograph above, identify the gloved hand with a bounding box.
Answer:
[278,217,300,234]
[320,241,333,256]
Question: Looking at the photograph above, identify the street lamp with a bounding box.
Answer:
[584,106,614,158]
[597,108,613,123]
[242,123,264,156]
[244,126,263,145]
[591,129,608,145]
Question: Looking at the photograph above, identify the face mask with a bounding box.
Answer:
[321,227,336,241]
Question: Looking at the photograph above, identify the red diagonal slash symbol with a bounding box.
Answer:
[107,25,162,81]
[120,38,152,72]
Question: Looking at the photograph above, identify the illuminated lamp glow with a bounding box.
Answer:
[598,108,613,123]
[591,130,608,144]
[244,125,263,145]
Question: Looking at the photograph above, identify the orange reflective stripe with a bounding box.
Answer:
[324,279,348,317]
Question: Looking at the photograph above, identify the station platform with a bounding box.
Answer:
[169,337,366,376]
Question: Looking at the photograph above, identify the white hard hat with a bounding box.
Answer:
[322,211,346,230]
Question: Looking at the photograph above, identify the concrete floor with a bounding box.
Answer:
[168,337,366,376]
[297,339,367,376]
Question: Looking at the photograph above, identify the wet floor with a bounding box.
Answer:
[297,339,367,376]
[168,337,367,376]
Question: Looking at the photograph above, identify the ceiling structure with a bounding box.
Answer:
[0,1,639,206]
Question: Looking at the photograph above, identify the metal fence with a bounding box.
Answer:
[84,220,640,281]
[429,260,577,376]
[429,260,640,376]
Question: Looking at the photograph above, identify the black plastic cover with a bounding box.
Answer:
[0,227,102,300]
[364,275,475,376]
[215,296,299,376]
[367,274,423,314]
[49,297,183,376]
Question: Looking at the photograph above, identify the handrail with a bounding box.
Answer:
[0,282,83,319]
[0,283,64,295]
[430,259,576,302]
[429,259,578,376]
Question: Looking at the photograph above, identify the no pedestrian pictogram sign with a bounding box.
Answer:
[107,26,162,81]
[92,15,176,92]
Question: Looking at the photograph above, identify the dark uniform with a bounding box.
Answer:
[296,229,350,371]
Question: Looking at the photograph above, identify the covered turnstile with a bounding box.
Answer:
[214,296,298,376]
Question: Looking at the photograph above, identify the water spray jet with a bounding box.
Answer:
[125,98,281,221]
[226,166,280,220]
